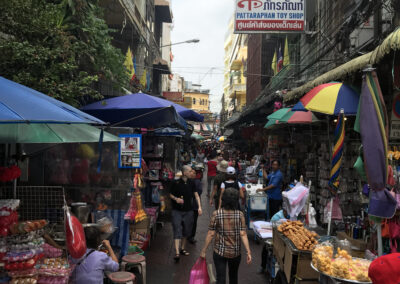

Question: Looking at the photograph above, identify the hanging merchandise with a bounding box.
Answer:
[124,190,137,221]
[64,206,86,259]
[134,189,147,223]
[151,185,160,204]
[323,196,343,223]
[0,165,21,183]
[282,182,309,219]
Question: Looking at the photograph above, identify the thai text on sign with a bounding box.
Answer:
[234,0,305,33]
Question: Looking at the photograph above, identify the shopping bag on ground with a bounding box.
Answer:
[189,257,210,284]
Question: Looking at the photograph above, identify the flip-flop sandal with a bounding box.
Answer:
[180,249,190,256]
[174,254,180,262]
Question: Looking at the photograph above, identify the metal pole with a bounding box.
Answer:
[327,116,333,236]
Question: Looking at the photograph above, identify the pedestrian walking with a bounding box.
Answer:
[218,167,245,209]
[210,160,228,210]
[188,165,204,244]
[170,165,203,262]
[200,188,252,284]
[207,153,218,197]
[257,160,283,218]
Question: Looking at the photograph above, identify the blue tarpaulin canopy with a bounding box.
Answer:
[81,93,204,129]
[0,76,105,124]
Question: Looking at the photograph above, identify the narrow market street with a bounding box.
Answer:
[3,1,400,284]
[146,174,265,283]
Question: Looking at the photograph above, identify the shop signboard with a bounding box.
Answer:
[234,0,305,33]
[118,134,142,168]
[390,92,400,139]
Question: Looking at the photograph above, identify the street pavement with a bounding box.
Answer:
[146,173,267,283]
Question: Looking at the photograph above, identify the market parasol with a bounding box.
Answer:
[0,124,119,143]
[0,77,104,124]
[292,82,359,115]
[81,93,204,129]
[264,108,319,129]
[264,108,291,129]
[355,68,397,256]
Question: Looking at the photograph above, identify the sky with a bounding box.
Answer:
[170,0,234,113]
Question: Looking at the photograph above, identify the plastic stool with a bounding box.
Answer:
[108,271,136,283]
[121,254,146,284]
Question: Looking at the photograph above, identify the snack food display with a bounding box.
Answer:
[277,220,319,251]
[312,244,372,283]
[312,243,333,274]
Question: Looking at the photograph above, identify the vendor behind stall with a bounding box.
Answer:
[70,226,119,283]
[257,160,283,218]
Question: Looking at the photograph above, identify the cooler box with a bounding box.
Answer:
[248,193,268,210]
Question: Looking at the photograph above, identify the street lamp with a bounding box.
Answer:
[161,39,200,48]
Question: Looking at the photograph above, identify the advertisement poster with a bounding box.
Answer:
[234,0,305,33]
[119,134,142,168]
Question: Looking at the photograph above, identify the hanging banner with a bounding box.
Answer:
[234,0,305,33]
[119,134,142,168]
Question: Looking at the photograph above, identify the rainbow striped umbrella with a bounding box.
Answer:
[292,82,359,115]
[329,109,345,190]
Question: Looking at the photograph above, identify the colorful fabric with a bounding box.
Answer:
[355,71,388,191]
[208,209,246,258]
[329,111,345,190]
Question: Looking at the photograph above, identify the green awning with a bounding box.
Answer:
[0,123,119,143]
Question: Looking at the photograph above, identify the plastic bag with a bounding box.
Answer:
[189,257,210,284]
[282,182,309,219]
[65,208,86,259]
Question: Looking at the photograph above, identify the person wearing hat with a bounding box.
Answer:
[210,160,229,210]
[218,167,245,209]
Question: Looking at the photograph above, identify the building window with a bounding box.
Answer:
[193,98,196,104]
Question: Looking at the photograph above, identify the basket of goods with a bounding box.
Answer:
[277,220,319,251]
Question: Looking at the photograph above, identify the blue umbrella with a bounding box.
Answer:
[81,93,204,124]
[0,77,104,124]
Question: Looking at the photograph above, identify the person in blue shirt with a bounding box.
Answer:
[257,160,283,219]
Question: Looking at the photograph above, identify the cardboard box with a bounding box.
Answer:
[336,231,367,251]
[296,254,319,280]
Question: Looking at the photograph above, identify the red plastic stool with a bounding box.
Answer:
[107,271,136,284]
[121,254,146,284]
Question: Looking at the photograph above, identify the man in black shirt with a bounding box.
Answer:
[170,165,202,262]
